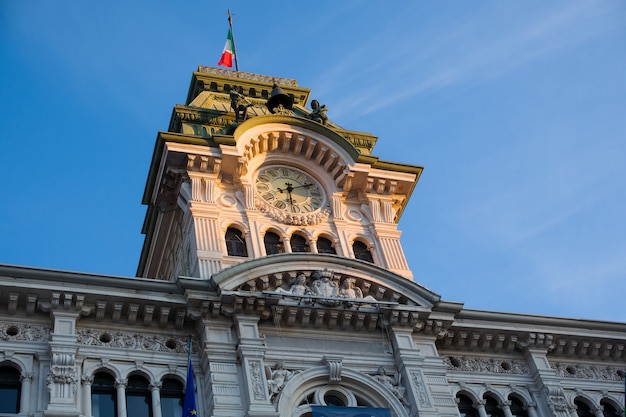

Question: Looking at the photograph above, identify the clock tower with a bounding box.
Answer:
[137,67,423,281]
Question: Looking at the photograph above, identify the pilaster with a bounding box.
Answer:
[522,346,572,417]
[199,318,242,417]
[390,326,458,417]
[234,314,278,417]
[44,309,80,417]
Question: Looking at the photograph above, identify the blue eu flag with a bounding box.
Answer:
[182,359,198,417]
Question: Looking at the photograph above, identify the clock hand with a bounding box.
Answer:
[290,183,313,190]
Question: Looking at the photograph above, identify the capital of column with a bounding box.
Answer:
[149,382,163,391]
[115,379,128,389]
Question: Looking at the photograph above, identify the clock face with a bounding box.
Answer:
[255,167,324,213]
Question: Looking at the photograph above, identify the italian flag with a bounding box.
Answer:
[218,29,235,68]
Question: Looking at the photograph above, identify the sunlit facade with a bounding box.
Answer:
[0,67,624,417]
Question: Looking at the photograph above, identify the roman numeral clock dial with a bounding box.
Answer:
[255,166,327,225]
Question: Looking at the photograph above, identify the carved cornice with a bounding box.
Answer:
[438,328,626,361]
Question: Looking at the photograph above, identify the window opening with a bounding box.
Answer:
[126,375,153,417]
[457,394,479,417]
[317,237,336,254]
[92,372,117,417]
[264,232,284,255]
[353,241,373,263]
[225,227,248,257]
[161,378,184,417]
[0,366,21,414]
[291,234,310,253]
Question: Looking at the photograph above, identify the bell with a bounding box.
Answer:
[266,83,293,113]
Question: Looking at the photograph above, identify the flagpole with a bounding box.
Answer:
[227,9,239,71]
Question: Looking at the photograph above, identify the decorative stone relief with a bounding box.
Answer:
[443,356,529,374]
[410,370,432,408]
[76,329,198,353]
[249,360,266,401]
[551,362,625,381]
[269,269,389,307]
[1,323,49,341]
[371,367,408,407]
[47,353,78,399]
[265,361,299,403]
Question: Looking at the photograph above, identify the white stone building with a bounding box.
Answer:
[0,67,623,417]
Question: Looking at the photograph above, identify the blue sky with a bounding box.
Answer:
[1,1,625,322]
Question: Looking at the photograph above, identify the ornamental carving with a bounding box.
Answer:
[551,362,625,381]
[1,323,49,341]
[410,370,431,408]
[371,367,408,407]
[266,361,299,403]
[256,198,331,225]
[250,360,266,401]
[443,356,529,375]
[76,329,197,353]
[264,269,391,308]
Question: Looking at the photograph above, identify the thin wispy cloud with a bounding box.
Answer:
[322,1,620,119]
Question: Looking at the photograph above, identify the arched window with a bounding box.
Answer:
[126,375,152,417]
[264,232,284,255]
[575,398,594,417]
[225,227,248,257]
[509,396,528,417]
[484,395,504,417]
[92,372,117,417]
[317,237,336,254]
[0,365,21,414]
[457,394,479,417]
[291,234,310,253]
[353,241,373,263]
[600,399,620,417]
[161,378,184,417]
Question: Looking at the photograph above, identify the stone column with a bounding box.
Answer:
[310,238,319,254]
[115,379,127,417]
[525,403,539,417]
[150,383,163,417]
[592,406,604,417]
[501,400,514,417]
[19,373,33,415]
[283,237,292,253]
[81,375,93,417]
[475,400,489,417]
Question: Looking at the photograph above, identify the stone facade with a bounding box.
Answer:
[0,67,623,417]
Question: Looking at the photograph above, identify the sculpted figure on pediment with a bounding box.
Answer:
[275,273,312,296]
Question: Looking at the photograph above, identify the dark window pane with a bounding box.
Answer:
[264,232,284,255]
[291,234,309,253]
[126,376,152,417]
[317,237,336,254]
[484,396,503,417]
[601,401,619,417]
[458,395,479,417]
[161,378,184,417]
[353,241,373,263]
[92,392,116,417]
[92,372,117,417]
[0,366,21,413]
[225,228,248,257]
[575,399,594,417]
[509,397,528,417]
